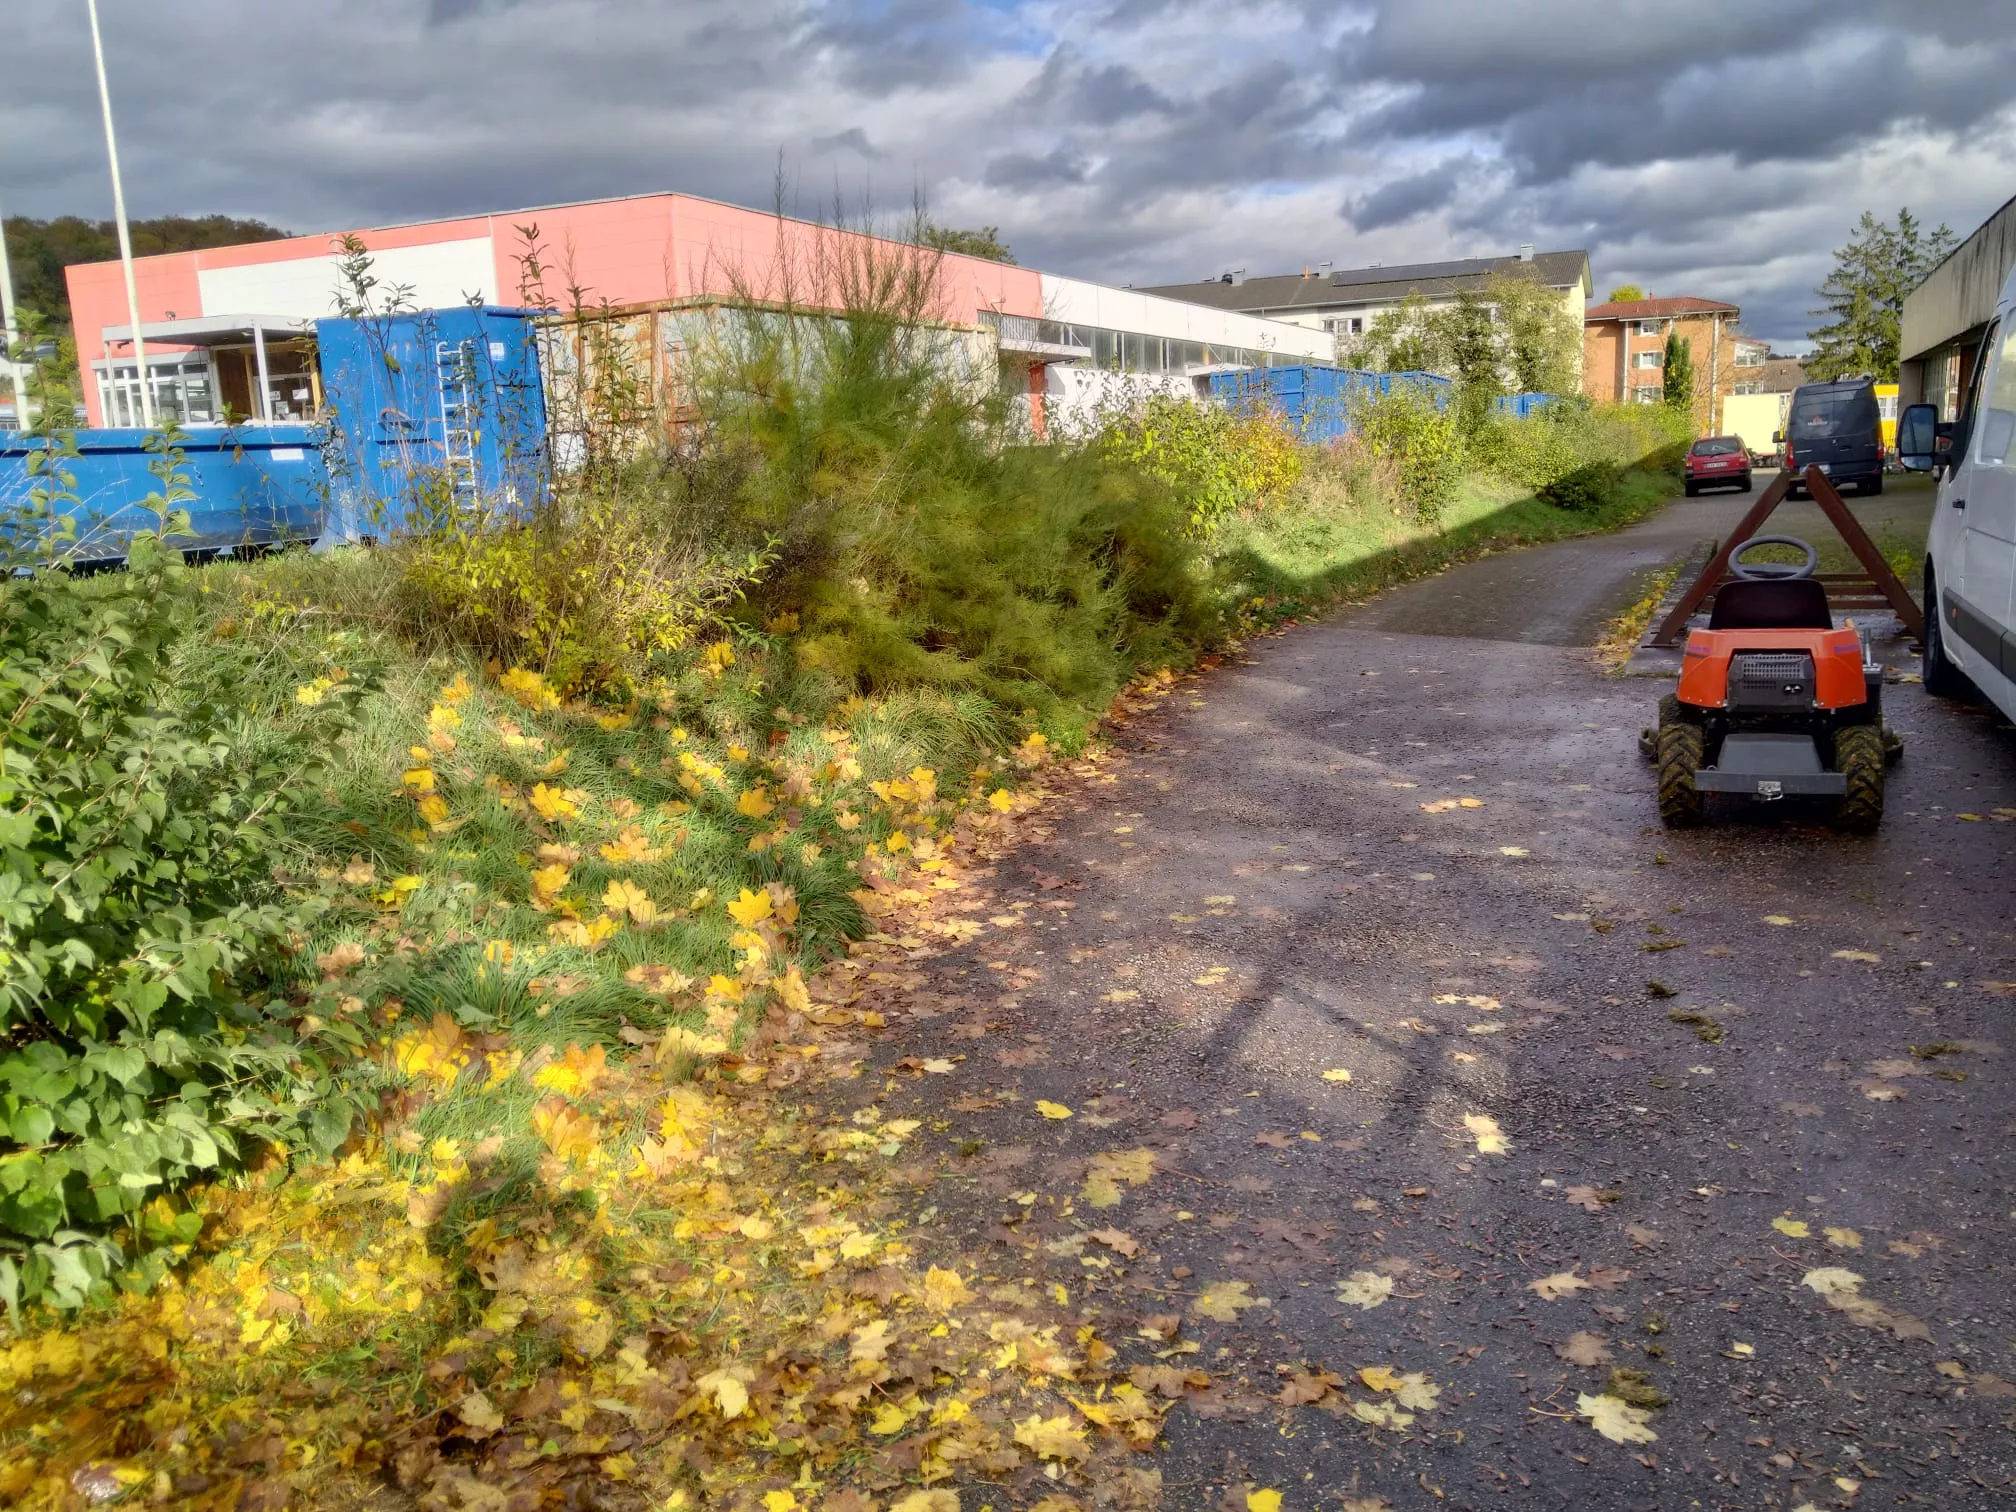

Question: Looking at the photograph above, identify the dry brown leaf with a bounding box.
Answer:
[1556,1331,1612,1367]
[1529,1269,1590,1300]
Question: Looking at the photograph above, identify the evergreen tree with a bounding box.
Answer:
[1807,209,1956,381]
[1662,331,1694,413]
[918,224,1016,264]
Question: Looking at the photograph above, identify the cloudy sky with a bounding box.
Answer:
[6,0,2015,349]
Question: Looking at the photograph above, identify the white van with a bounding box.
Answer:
[1900,260,2016,709]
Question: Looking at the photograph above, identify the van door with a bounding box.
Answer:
[1966,321,2016,675]
[1954,317,2015,685]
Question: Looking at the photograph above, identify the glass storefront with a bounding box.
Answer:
[96,359,219,427]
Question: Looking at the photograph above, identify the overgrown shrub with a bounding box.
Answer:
[389,488,780,699]
[1094,393,1303,536]
[1473,397,1692,511]
[1350,383,1463,522]
[0,533,362,1310]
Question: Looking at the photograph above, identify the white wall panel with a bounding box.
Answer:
[1039,274,1332,359]
[198,237,497,319]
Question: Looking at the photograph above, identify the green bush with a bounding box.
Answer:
[1473,397,1692,510]
[1350,383,1464,522]
[0,530,362,1311]
[1094,392,1303,536]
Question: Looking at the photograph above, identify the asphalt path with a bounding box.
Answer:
[828,490,2016,1511]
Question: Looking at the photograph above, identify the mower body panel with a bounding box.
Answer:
[1677,626,1868,711]
[1692,733,1846,796]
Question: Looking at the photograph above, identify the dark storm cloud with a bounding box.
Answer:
[1345,158,1476,232]
[983,148,1089,190]
[810,128,884,159]
[1341,0,2016,181]
[2,0,2011,353]
[1016,48,1171,126]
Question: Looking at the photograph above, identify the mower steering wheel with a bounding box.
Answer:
[1729,535,1819,581]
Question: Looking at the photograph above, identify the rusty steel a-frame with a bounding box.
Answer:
[1648,464,1925,648]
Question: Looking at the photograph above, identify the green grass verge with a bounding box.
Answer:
[1209,464,1677,621]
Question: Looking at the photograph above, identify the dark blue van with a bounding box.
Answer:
[1782,378,1884,496]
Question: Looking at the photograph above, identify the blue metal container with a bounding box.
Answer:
[1494,392,1559,419]
[316,305,549,542]
[1207,365,1451,442]
[0,424,325,563]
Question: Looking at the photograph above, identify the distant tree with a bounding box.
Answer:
[1605,283,1646,303]
[1662,330,1695,413]
[1439,288,1503,430]
[1347,292,1443,373]
[1,214,292,335]
[1806,208,1957,381]
[1486,269,1582,394]
[919,223,1016,264]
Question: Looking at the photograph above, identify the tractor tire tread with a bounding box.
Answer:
[1833,723,1885,833]
[1656,722,1706,828]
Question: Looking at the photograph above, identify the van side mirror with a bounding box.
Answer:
[1897,403,1939,471]
[1771,429,1784,444]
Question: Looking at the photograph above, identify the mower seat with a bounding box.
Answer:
[1708,577,1833,631]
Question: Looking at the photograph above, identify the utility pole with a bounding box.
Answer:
[0,186,28,427]
[86,0,153,426]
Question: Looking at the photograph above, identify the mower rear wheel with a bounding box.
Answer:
[1656,721,1706,827]
[1833,723,1885,833]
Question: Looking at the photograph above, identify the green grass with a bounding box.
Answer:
[1209,462,1677,619]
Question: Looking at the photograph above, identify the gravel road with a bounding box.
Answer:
[823,491,2016,1511]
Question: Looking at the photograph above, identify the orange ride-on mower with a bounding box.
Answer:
[1643,535,1901,831]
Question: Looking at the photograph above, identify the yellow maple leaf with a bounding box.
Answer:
[1035,1100,1073,1120]
[1193,1280,1264,1322]
[529,783,579,821]
[1013,1412,1089,1462]
[417,793,450,825]
[736,786,775,819]
[499,666,559,710]
[988,788,1016,812]
[532,1042,609,1097]
[1358,1365,1404,1393]
[1322,1068,1353,1082]
[1579,1391,1659,1444]
[1248,1493,1284,1512]
[1464,1112,1510,1155]
[598,826,660,864]
[694,1368,748,1419]
[402,766,435,793]
[1825,1226,1863,1249]
[726,887,774,927]
[1772,1217,1811,1238]
[531,1098,599,1161]
[1335,1271,1394,1310]
[923,1267,971,1312]
[869,1401,910,1435]
[530,862,570,899]
[1352,1399,1414,1430]
[888,1494,958,1512]
[602,878,658,923]
[595,711,633,731]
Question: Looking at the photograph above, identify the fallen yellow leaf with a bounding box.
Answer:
[1036,1100,1073,1120]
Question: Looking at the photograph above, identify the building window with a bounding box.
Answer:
[1634,351,1662,369]
[1734,345,1766,368]
[1636,319,1665,336]
[1733,382,1762,396]
[1632,386,1661,405]
[1321,317,1364,336]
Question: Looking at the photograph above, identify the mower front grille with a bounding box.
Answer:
[1728,651,1815,712]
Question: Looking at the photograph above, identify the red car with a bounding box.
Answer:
[1684,436,1753,495]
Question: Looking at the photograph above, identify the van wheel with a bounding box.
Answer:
[1832,724,1885,833]
[1683,481,1698,497]
[1862,474,1885,496]
[1922,571,1972,698]
[1656,722,1706,827]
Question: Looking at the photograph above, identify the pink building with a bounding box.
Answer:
[65,190,1334,433]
